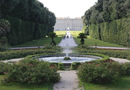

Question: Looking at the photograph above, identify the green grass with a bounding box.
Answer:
[13,37,62,47]
[0,75,52,90]
[13,31,81,47]
[13,31,124,47]
[74,36,124,47]
[55,31,124,47]
[82,76,130,90]
[55,31,82,37]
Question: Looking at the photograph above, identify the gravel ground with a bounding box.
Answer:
[110,57,130,63]
[53,71,83,90]
[58,37,78,47]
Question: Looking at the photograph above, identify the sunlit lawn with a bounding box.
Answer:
[82,76,130,90]
[0,75,52,90]
[14,31,81,47]
[14,37,62,47]
[74,36,124,47]
[55,30,82,37]
[55,31,124,47]
[14,31,124,47]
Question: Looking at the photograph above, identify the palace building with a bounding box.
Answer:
[54,17,83,31]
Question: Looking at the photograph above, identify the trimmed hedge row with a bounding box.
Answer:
[0,46,62,60]
[89,18,130,46]
[75,45,130,60]
[77,49,130,60]
[5,17,53,45]
[0,49,56,60]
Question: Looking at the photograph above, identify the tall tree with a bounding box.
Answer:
[0,19,10,38]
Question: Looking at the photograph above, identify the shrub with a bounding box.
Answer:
[122,63,130,76]
[58,63,64,70]
[1,59,60,84]
[78,62,121,84]
[70,62,81,70]
[0,45,8,52]
[64,57,71,60]
[0,62,10,75]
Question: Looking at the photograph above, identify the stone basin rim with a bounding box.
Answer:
[38,54,103,64]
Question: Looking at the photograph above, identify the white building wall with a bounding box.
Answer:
[54,17,83,31]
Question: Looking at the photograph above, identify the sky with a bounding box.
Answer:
[38,0,98,18]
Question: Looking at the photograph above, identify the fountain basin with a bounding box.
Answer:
[39,55,102,64]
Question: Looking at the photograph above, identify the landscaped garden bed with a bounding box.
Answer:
[75,45,130,60]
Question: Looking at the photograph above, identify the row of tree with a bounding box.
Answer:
[82,0,130,46]
[83,0,130,25]
[0,0,56,45]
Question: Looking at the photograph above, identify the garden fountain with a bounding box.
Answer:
[39,31,102,64]
[63,44,71,60]
[39,43,102,64]
[39,54,102,64]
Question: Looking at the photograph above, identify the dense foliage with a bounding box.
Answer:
[0,19,10,38]
[0,62,10,75]
[0,0,56,45]
[83,0,130,46]
[0,19,10,51]
[70,62,81,70]
[78,61,126,84]
[1,59,60,84]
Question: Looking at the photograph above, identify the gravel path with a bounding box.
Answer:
[58,37,77,54]
[110,57,130,63]
[89,46,129,50]
[0,58,24,63]
[58,37,78,47]
[53,71,83,90]
[54,34,83,90]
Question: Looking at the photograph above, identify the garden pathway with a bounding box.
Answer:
[53,71,83,90]
[89,46,129,50]
[110,57,130,63]
[58,36,77,54]
[0,58,24,63]
[53,35,83,90]
[58,37,78,47]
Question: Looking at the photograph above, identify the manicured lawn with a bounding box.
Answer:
[14,31,81,47]
[14,37,62,47]
[82,76,130,90]
[55,31,124,47]
[55,31,82,37]
[0,75,52,90]
[74,36,124,47]
[13,31,124,47]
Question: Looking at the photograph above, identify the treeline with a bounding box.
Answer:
[0,0,56,45]
[83,0,130,46]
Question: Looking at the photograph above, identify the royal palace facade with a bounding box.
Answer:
[54,17,83,31]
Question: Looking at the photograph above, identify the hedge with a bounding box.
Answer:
[89,18,130,46]
[5,17,53,45]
